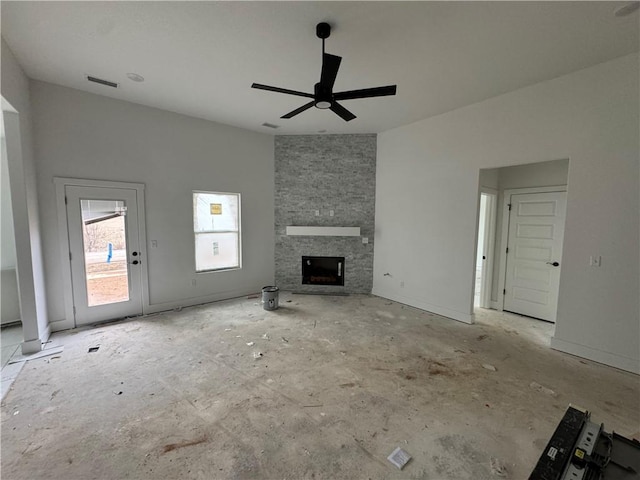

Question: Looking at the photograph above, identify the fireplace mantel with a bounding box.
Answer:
[285,226,361,237]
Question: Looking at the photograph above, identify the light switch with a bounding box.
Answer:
[590,255,601,267]
[329,210,334,217]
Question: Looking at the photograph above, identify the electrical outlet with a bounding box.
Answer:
[315,210,320,216]
[362,237,369,244]
[191,279,197,286]
[151,240,158,248]
[329,210,334,217]
[590,255,601,267]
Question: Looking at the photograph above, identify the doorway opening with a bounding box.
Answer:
[0,107,23,367]
[475,190,497,308]
[478,158,569,327]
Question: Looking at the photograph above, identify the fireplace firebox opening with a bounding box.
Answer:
[302,256,345,286]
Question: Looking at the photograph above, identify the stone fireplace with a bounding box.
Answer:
[274,134,376,294]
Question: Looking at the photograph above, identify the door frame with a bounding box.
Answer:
[496,185,567,312]
[54,177,150,330]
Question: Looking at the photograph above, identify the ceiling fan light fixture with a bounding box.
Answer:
[315,100,332,109]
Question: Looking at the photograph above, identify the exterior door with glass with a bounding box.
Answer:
[65,185,143,325]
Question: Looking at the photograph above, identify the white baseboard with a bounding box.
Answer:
[145,286,266,315]
[550,336,640,375]
[50,318,74,332]
[21,338,42,355]
[490,301,501,310]
[49,286,268,332]
[371,289,474,324]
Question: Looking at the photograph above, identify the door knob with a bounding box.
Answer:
[546,261,560,267]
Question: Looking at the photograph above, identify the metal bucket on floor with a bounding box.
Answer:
[262,286,279,311]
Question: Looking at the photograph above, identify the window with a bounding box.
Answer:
[193,191,241,272]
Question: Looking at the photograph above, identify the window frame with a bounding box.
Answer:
[193,190,242,273]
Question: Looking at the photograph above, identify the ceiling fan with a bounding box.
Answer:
[251,22,397,122]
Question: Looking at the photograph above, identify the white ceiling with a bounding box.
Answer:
[2,1,638,135]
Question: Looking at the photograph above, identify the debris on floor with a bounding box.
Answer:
[161,435,208,454]
[482,364,497,371]
[387,447,412,470]
[490,456,508,477]
[529,381,558,397]
[88,346,100,353]
[477,334,489,341]
[261,333,270,340]
[247,294,260,299]
[281,336,289,343]
[246,342,255,346]
[253,352,263,359]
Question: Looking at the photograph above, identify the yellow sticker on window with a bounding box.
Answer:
[210,204,222,215]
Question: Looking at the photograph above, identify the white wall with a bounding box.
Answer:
[374,54,639,373]
[1,39,48,351]
[30,81,275,328]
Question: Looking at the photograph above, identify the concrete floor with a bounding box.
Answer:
[1,325,22,368]
[1,294,638,479]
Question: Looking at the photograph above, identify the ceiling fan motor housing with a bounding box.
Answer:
[314,82,332,109]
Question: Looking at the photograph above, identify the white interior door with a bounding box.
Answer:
[65,185,143,325]
[504,191,566,322]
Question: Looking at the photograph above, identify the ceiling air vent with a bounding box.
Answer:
[261,122,280,129]
[86,75,119,88]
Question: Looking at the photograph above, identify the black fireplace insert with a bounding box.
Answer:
[302,256,345,286]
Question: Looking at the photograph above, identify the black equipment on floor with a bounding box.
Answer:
[530,406,640,480]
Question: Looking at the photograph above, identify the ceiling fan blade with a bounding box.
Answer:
[330,102,356,122]
[333,85,397,101]
[320,54,342,90]
[281,101,316,119]
[251,83,314,99]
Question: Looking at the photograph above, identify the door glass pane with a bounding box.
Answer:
[80,199,129,306]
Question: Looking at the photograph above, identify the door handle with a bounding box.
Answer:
[546,261,560,267]
[132,260,139,265]
[132,251,138,256]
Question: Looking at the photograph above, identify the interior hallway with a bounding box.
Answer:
[1,294,637,479]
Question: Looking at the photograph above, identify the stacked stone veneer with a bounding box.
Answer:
[275,134,376,294]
